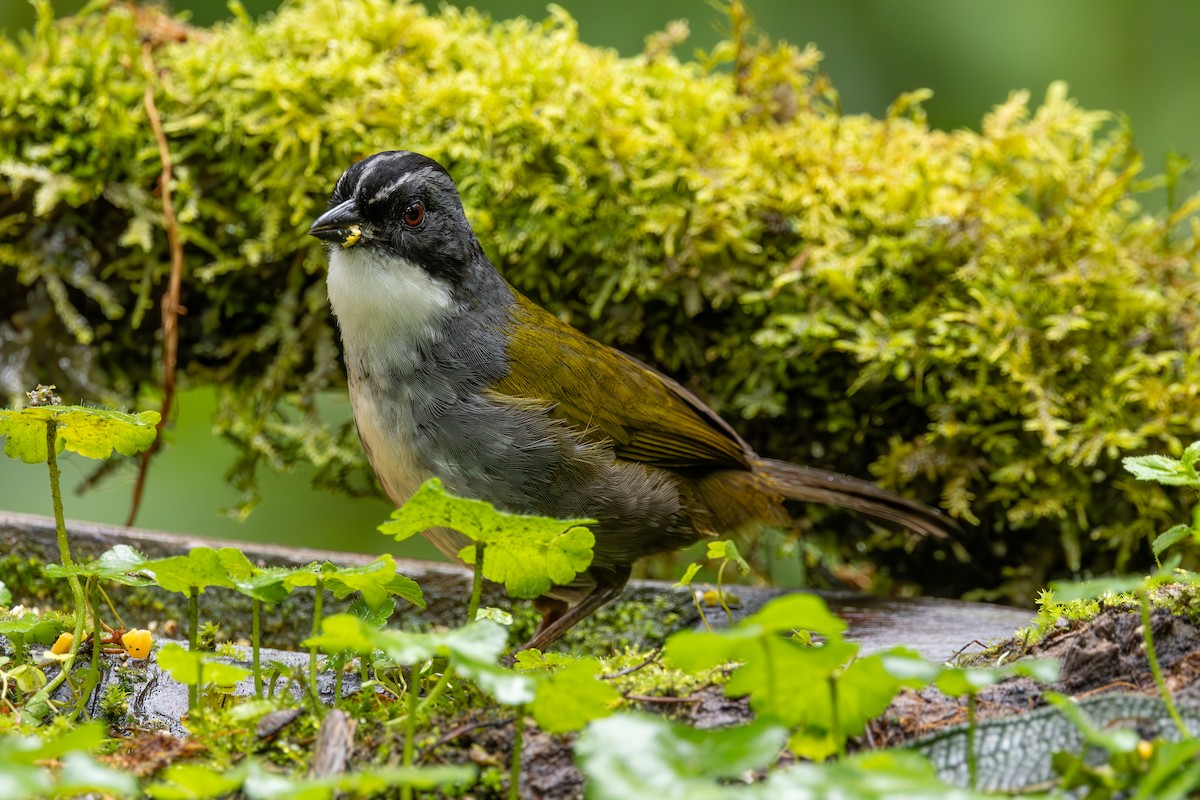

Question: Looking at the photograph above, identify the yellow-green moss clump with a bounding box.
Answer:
[2,0,1199,600]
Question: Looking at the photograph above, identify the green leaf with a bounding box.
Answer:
[674,562,703,588]
[379,478,595,598]
[0,723,126,800]
[1050,574,1150,601]
[306,615,535,705]
[762,750,999,799]
[475,606,513,625]
[668,593,863,743]
[1152,524,1195,558]
[0,406,159,464]
[745,593,847,637]
[146,762,247,800]
[285,557,424,610]
[706,540,750,574]
[531,658,620,733]
[0,612,67,645]
[231,566,296,605]
[240,759,476,799]
[0,752,47,799]
[1132,738,1200,798]
[45,544,152,586]
[20,720,107,761]
[326,556,424,611]
[57,751,139,797]
[1181,440,1200,469]
[1122,454,1197,486]
[510,649,578,671]
[575,713,787,799]
[12,665,46,693]
[1044,692,1139,754]
[349,596,396,627]
[819,648,933,742]
[932,659,1060,696]
[157,643,251,687]
[667,593,848,673]
[216,547,257,582]
[141,547,242,595]
[303,613,377,655]
[0,580,11,607]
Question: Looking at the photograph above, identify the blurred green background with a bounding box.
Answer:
[1,0,1197,559]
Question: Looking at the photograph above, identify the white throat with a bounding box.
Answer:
[325,246,453,371]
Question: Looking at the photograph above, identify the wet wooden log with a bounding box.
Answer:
[0,509,1032,662]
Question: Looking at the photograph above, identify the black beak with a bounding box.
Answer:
[309,198,363,244]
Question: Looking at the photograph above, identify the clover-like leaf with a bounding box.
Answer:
[324,556,424,611]
[0,406,159,464]
[575,713,788,799]
[230,566,295,605]
[668,593,905,755]
[303,613,378,655]
[56,751,139,798]
[305,615,535,705]
[0,612,67,646]
[0,722,126,800]
[145,762,247,800]
[240,759,476,800]
[45,544,152,586]
[19,721,106,761]
[792,648,933,759]
[157,643,251,687]
[285,556,423,611]
[706,540,750,575]
[668,593,848,673]
[140,547,242,595]
[531,658,620,733]
[674,562,703,588]
[380,478,595,598]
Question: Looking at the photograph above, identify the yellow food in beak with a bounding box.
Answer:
[342,224,362,248]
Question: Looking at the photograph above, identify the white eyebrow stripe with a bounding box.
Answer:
[369,172,417,205]
[354,156,386,194]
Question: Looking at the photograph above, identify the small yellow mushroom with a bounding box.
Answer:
[121,629,153,660]
[50,632,74,655]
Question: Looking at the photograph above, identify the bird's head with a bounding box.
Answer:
[309,150,482,287]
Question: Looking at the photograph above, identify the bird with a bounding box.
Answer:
[309,150,956,653]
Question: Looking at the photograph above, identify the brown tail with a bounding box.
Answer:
[753,458,958,539]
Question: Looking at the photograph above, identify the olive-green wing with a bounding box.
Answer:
[494,293,751,471]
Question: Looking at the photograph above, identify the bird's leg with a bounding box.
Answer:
[532,596,568,631]
[512,567,632,656]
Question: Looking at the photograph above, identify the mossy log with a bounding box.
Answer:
[0,509,1031,659]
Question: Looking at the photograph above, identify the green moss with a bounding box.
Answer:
[1010,581,1200,648]
[0,556,74,609]
[2,1,1200,599]
[98,681,129,722]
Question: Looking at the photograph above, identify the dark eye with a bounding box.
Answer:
[402,201,425,227]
